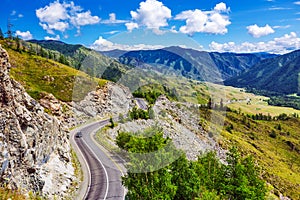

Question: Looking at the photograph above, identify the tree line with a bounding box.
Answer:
[116,127,267,200]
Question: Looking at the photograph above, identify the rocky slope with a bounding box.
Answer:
[0,45,75,198]
[72,82,134,119]
[103,96,225,161]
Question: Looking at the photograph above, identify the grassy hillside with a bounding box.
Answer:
[125,71,300,198]
[0,39,106,102]
[28,40,132,82]
[125,69,300,116]
[199,108,300,199]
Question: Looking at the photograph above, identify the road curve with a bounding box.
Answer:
[71,120,125,200]
[135,98,148,110]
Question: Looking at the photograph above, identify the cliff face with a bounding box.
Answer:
[0,46,74,198]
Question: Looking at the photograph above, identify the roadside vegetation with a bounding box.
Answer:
[0,187,45,200]
[116,127,267,200]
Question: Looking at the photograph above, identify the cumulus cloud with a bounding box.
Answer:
[214,2,230,12]
[126,0,171,33]
[91,36,164,51]
[15,30,33,40]
[101,13,128,24]
[125,22,139,32]
[247,24,275,38]
[209,32,300,54]
[36,0,100,35]
[45,35,61,40]
[174,2,231,35]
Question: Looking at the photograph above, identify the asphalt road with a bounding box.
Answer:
[71,120,125,200]
[135,98,148,110]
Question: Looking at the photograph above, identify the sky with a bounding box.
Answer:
[1,0,300,54]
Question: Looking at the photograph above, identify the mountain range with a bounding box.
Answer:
[28,40,300,96]
[225,49,300,95]
[101,46,276,82]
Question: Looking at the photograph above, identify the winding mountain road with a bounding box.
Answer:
[135,98,148,110]
[71,120,126,200]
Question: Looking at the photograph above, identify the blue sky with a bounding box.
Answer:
[1,0,300,53]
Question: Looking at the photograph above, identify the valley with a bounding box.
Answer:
[0,37,299,200]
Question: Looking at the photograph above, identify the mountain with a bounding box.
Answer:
[101,46,276,82]
[28,40,132,82]
[225,49,300,95]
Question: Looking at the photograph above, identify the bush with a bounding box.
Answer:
[269,130,277,138]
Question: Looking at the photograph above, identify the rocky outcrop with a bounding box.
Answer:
[104,95,225,161]
[0,45,75,198]
[73,82,134,118]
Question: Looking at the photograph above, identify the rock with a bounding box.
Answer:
[74,82,134,118]
[0,45,75,199]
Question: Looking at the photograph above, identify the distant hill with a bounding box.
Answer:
[28,40,132,82]
[101,46,276,82]
[225,49,300,95]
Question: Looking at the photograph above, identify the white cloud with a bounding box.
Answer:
[105,30,120,35]
[44,35,61,40]
[18,14,23,18]
[70,11,100,26]
[125,22,139,32]
[174,2,231,35]
[273,25,291,29]
[91,36,165,51]
[209,32,300,54]
[36,0,99,35]
[36,1,68,24]
[214,2,230,12]
[247,24,275,38]
[15,30,33,40]
[294,1,300,5]
[126,0,171,33]
[101,13,128,24]
[268,7,292,10]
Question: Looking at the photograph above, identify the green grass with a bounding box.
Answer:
[65,148,83,199]
[0,187,26,200]
[1,39,107,102]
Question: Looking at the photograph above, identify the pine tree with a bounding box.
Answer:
[0,28,4,39]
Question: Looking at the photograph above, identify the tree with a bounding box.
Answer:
[6,19,14,39]
[109,116,115,128]
[15,36,21,51]
[172,155,202,200]
[222,147,267,200]
[0,28,4,39]
[208,97,213,109]
[148,107,155,119]
[117,128,267,200]
[220,98,224,110]
[119,127,180,199]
